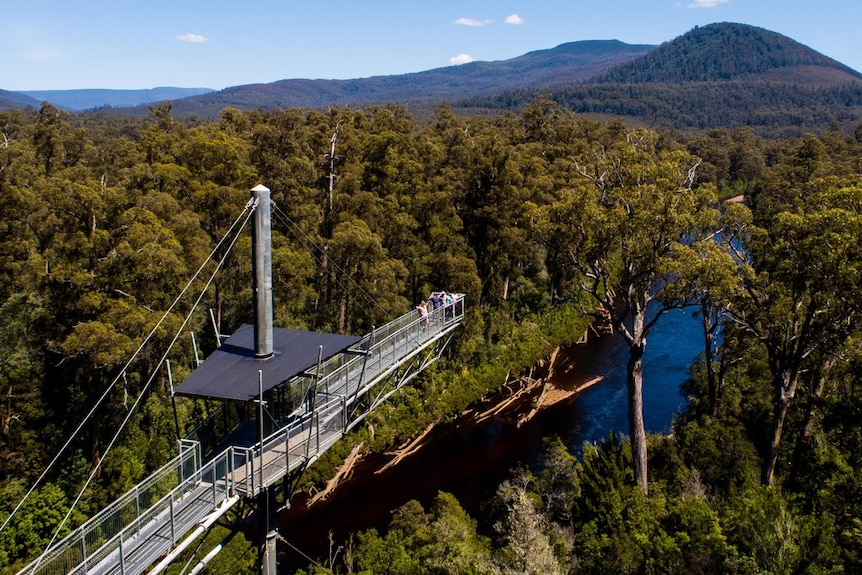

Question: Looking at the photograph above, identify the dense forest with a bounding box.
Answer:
[464,81,862,136]
[0,99,861,574]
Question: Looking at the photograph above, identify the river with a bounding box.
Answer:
[276,306,703,568]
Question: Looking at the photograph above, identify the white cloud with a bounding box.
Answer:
[505,14,524,25]
[454,17,492,27]
[450,53,474,65]
[687,0,729,7]
[175,33,209,43]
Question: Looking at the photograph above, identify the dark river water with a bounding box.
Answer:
[275,307,703,569]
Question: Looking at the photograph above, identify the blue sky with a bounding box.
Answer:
[4,0,861,91]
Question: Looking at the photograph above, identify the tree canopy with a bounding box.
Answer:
[0,100,860,574]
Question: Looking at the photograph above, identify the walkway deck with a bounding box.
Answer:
[19,296,465,575]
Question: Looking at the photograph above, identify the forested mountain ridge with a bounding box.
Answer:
[598,22,861,84]
[117,39,654,118]
[18,87,215,112]
[464,22,862,135]
[0,89,40,110]
[126,22,862,130]
[3,22,861,135]
[0,40,652,115]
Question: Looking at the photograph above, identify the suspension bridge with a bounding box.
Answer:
[14,185,465,575]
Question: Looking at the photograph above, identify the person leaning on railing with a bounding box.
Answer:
[415,300,429,329]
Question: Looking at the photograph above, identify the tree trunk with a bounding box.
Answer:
[800,367,829,443]
[615,288,650,493]
[763,370,797,486]
[700,300,719,416]
[790,358,835,484]
[312,246,329,331]
[626,340,649,492]
[763,399,788,487]
[338,290,347,334]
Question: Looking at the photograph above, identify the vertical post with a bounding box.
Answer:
[118,531,126,575]
[352,327,373,408]
[251,184,273,359]
[169,495,176,543]
[258,369,277,575]
[228,447,236,497]
[81,526,88,570]
[317,345,325,395]
[209,308,222,348]
[166,359,181,442]
[191,332,201,366]
[341,395,347,433]
[258,370,265,492]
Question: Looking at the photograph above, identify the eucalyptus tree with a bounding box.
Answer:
[668,201,751,417]
[536,129,720,491]
[725,180,862,486]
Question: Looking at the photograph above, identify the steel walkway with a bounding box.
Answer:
[19,296,465,575]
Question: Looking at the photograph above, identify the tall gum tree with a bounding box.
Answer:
[727,181,862,486]
[536,130,720,491]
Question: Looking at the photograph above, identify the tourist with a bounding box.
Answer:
[416,300,429,329]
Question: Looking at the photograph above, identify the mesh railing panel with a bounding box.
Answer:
[20,442,200,575]
[21,297,464,575]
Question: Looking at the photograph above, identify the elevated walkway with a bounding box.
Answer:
[19,296,464,575]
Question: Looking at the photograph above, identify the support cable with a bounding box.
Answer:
[27,202,256,573]
[275,533,323,570]
[0,197,256,536]
[271,202,381,321]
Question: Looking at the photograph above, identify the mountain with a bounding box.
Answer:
[0,89,41,110]
[5,23,861,135]
[148,23,862,134]
[460,22,862,135]
[18,87,214,111]
[156,40,653,117]
[597,22,861,85]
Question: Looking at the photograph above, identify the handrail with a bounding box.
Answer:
[20,295,465,575]
[19,441,200,575]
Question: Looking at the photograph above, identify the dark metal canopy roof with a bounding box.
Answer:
[174,324,362,402]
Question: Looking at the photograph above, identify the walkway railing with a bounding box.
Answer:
[20,296,465,575]
[19,441,200,575]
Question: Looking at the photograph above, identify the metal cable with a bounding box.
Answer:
[1,196,256,536]
[26,200,256,573]
[271,202,381,321]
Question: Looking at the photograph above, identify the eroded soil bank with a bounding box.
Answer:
[274,335,608,569]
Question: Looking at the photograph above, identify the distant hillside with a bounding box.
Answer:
[18,87,214,111]
[0,89,40,110]
[134,40,654,117]
[460,23,862,135]
[5,23,861,136]
[598,22,861,84]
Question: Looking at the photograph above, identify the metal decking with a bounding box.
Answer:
[20,296,464,575]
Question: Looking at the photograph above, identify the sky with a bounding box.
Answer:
[4,0,861,92]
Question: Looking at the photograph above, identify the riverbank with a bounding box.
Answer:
[275,305,699,570]
[305,336,607,505]
[275,333,613,568]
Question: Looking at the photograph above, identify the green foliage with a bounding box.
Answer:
[349,493,496,575]
[162,523,257,575]
[0,481,84,572]
[1,94,861,575]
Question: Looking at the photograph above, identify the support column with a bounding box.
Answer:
[251,184,273,359]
